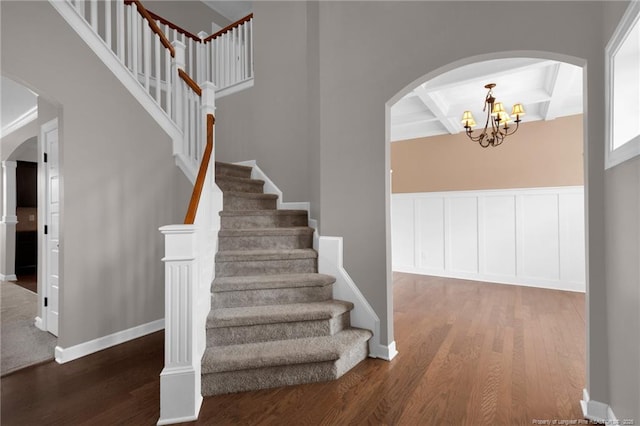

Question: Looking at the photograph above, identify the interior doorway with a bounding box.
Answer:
[1,76,58,375]
[385,51,589,417]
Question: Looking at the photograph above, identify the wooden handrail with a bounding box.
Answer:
[145,9,201,43]
[124,1,201,42]
[178,69,202,96]
[184,114,215,224]
[126,0,175,57]
[203,13,253,42]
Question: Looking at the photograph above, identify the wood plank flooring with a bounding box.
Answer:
[1,273,586,425]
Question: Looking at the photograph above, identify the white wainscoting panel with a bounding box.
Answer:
[392,187,585,292]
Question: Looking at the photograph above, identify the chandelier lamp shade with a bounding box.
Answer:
[461,83,526,148]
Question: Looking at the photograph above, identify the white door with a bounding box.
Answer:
[42,118,60,336]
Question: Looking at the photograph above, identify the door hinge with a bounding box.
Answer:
[44,225,48,235]
[44,297,48,307]
[44,153,48,163]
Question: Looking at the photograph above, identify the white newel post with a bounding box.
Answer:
[158,225,202,425]
[1,161,18,281]
[171,40,186,130]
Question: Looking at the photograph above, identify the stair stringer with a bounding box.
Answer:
[49,0,197,183]
[234,160,397,360]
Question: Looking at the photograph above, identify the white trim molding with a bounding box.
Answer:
[0,106,37,139]
[581,389,620,424]
[54,319,164,364]
[235,160,393,360]
[0,274,18,281]
[392,186,586,292]
[605,0,640,169]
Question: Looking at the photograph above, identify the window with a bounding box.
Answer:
[606,0,640,169]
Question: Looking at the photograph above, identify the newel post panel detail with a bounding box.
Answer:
[158,224,202,425]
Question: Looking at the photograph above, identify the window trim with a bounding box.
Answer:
[605,0,640,169]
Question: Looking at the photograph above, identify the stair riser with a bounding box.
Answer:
[224,195,277,211]
[207,313,350,346]
[212,285,333,309]
[218,234,313,251]
[220,214,308,229]
[202,361,339,395]
[215,165,252,179]
[215,258,317,277]
[216,179,264,193]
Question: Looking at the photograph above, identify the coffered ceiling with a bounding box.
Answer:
[391,58,583,142]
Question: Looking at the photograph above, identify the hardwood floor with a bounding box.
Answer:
[1,273,586,425]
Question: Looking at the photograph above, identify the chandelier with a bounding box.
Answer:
[460,83,526,148]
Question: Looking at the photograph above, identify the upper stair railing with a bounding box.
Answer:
[61,0,253,176]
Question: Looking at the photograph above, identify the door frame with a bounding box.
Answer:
[35,117,59,335]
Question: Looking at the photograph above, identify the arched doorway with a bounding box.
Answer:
[384,51,589,421]
[1,75,59,375]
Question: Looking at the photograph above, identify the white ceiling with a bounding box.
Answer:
[391,58,583,142]
[1,76,38,133]
[201,1,252,23]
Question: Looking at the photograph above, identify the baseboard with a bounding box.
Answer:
[0,274,17,281]
[393,266,585,293]
[581,389,619,424]
[55,319,164,364]
[370,340,398,361]
[34,316,44,331]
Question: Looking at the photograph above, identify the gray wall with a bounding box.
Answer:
[1,1,191,348]
[602,1,640,420]
[146,0,230,36]
[215,0,616,408]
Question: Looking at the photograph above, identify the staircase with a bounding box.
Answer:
[202,162,372,395]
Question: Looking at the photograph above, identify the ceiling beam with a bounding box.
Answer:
[542,62,578,120]
[413,87,460,135]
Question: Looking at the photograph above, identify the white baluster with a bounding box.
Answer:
[224,32,229,88]
[132,3,139,78]
[77,0,85,19]
[231,28,237,85]
[172,40,186,132]
[126,3,132,69]
[188,37,193,78]
[249,18,253,78]
[89,0,97,31]
[165,24,172,118]
[143,20,151,91]
[215,40,220,87]
[116,0,124,61]
[105,0,111,50]
[198,31,208,85]
[190,92,196,161]
[154,34,161,102]
[240,23,245,81]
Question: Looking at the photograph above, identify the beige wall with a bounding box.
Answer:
[391,114,584,193]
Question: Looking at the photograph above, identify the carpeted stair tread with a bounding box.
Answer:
[215,175,265,193]
[218,227,313,237]
[212,273,335,292]
[219,209,307,217]
[215,161,253,178]
[216,248,317,262]
[202,328,372,374]
[224,191,278,200]
[215,175,265,185]
[208,300,353,328]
